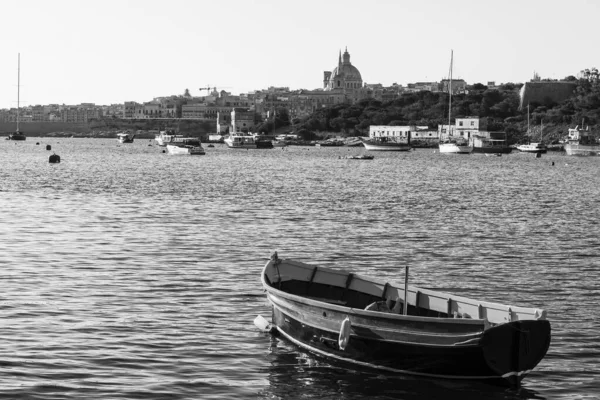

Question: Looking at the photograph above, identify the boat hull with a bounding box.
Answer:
[361,142,411,151]
[166,144,205,155]
[564,143,600,156]
[516,144,547,154]
[267,291,549,386]
[472,146,512,154]
[439,143,472,154]
[7,133,26,141]
[224,138,257,149]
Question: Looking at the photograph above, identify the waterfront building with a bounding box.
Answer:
[438,117,486,141]
[230,108,256,134]
[369,125,412,140]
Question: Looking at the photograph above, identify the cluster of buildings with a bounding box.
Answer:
[370,116,491,146]
[0,47,577,136]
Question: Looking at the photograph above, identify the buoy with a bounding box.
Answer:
[36,142,40,145]
[338,316,351,351]
[552,161,555,166]
[46,145,51,150]
[49,153,60,163]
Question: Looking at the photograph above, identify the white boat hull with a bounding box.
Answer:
[166,144,205,155]
[224,138,257,149]
[438,143,472,154]
[564,143,600,156]
[516,143,547,153]
[362,142,411,151]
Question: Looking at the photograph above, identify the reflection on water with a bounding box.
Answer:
[262,336,546,400]
[0,138,599,399]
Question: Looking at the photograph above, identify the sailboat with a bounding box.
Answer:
[438,50,471,154]
[7,53,26,141]
[517,104,547,153]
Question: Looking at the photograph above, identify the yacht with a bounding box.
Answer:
[224,134,257,149]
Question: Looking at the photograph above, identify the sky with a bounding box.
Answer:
[1,0,598,109]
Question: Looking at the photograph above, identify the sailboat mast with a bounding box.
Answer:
[448,50,453,137]
[527,103,530,134]
[17,53,20,132]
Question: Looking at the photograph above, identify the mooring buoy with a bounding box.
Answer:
[49,153,61,163]
[46,145,51,150]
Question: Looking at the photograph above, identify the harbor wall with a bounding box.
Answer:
[0,118,217,138]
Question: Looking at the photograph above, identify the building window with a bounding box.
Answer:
[471,121,475,126]
[459,121,463,126]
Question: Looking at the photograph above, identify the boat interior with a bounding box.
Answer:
[264,257,546,325]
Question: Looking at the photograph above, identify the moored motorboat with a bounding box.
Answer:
[117,131,135,143]
[472,132,512,154]
[155,128,184,146]
[166,138,205,155]
[259,253,550,388]
[224,134,257,149]
[564,125,599,156]
[438,140,473,154]
[516,142,547,154]
[360,136,411,151]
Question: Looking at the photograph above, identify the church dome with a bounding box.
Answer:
[330,64,362,81]
[325,48,363,90]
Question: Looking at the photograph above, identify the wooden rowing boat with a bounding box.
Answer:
[258,253,550,387]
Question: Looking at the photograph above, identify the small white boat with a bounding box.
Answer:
[439,141,473,154]
[166,138,205,155]
[361,137,411,151]
[224,134,257,149]
[117,132,135,143]
[516,143,547,154]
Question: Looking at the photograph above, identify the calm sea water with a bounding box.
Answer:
[1,138,598,400]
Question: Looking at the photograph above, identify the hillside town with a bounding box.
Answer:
[0,48,578,138]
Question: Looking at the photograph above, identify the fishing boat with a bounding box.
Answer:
[472,132,513,154]
[155,128,184,146]
[166,138,205,155]
[224,134,257,149]
[517,105,547,154]
[257,253,551,388]
[254,134,275,149]
[7,54,26,141]
[564,124,599,156]
[360,136,411,151]
[439,50,472,154]
[117,131,135,144]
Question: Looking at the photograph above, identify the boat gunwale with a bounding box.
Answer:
[261,260,487,326]
[262,259,546,325]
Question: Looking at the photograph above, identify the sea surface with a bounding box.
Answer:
[1,138,599,400]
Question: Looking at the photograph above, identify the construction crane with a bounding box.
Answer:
[199,86,231,94]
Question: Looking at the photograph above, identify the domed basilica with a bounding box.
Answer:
[323,48,363,91]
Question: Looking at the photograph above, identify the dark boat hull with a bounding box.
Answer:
[266,290,550,387]
[472,146,513,154]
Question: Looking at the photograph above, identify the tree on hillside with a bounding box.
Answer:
[184,88,191,97]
